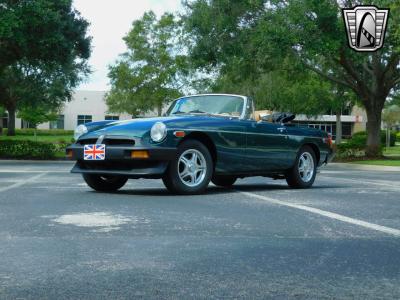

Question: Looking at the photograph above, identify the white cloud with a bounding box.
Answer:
[73,0,182,91]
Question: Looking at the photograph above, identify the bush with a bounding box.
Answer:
[336,139,373,159]
[352,130,396,147]
[3,128,73,136]
[0,140,68,159]
[397,132,400,143]
[336,130,392,159]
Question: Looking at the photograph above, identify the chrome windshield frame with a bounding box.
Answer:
[169,94,248,119]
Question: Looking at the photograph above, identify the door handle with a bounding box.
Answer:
[277,127,286,133]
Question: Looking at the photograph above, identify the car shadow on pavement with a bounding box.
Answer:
[95,183,343,197]
[91,184,344,197]
[233,184,343,192]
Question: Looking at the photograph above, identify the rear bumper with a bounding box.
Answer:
[66,144,177,178]
[319,148,335,167]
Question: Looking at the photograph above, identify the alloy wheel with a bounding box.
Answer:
[298,152,314,182]
[177,149,207,187]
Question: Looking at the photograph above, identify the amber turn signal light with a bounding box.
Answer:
[174,131,185,138]
[66,150,73,158]
[131,150,149,159]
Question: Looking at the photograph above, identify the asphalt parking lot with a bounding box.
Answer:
[0,161,400,299]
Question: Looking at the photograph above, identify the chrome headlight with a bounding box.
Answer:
[150,122,167,142]
[74,124,88,141]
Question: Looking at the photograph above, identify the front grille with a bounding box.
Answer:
[104,138,135,146]
[77,137,135,146]
[77,138,97,145]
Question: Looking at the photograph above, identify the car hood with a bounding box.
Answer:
[79,115,228,140]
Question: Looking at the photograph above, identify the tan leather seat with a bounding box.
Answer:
[254,110,273,122]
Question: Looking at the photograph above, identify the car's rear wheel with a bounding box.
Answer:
[163,140,213,195]
[82,174,128,192]
[286,145,317,189]
[211,175,237,187]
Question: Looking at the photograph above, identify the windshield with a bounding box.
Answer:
[167,95,245,118]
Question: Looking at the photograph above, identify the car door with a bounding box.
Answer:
[243,120,292,172]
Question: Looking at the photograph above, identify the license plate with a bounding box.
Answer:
[83,144,106,160]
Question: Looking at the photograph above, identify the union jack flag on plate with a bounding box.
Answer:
[84,144,106,160]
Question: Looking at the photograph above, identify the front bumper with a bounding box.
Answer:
[66,144,177,178]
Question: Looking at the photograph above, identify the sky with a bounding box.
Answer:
[73,0,182,91]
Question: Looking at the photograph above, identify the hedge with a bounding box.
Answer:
[2,128,73,136]
[352,130,396,147]
[397,132,400,143]
[0,140,68,159]
[336,130,397,159]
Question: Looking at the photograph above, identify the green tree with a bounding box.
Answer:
[0,0,91,135]
[0,105,4,135]
[17,102,59,129]
[382,104,400,147]
[383,105,400,128]
[184,0,400,157]
[107,11,187,117]
[209,55,355,143]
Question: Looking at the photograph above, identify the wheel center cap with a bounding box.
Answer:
[188,164,196,172]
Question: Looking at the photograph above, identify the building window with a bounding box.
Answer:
[105,115,119,121]
[21,120,35,129]
[77,115,92,125]
[50,115,65,130]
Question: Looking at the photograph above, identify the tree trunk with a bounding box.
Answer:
[157,104,162,117]
[365,108,382,157]
[6,106,16,136]
[335,110,342,145]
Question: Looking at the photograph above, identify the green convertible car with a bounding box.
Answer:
[67,94,333,195]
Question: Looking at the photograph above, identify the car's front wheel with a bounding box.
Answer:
[286,146,317,189]
[163,140,213,195]
[82,174,128,192]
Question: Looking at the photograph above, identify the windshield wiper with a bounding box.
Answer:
[188,109,207,114]
[172,110,207,115]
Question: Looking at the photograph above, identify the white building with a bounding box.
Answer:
[2,91,133,131]
[1,90,367,138]
[292,106,367,139]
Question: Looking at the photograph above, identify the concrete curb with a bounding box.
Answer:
[0,159,73,164]
[330,162,400,172]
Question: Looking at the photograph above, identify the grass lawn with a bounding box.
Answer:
[0,135,73,143]
[383,144,400,156]
[350,160,400,167]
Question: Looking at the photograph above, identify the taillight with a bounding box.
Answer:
[323,134,333,148]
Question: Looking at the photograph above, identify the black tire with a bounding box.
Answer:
[82,174,128,192]
[211,175,237,187]
[286,145,317,189]
[162,139,213,195]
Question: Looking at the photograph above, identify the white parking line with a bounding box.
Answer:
[318,176,400,191]
[0,170,69,173]
[0,173,48,193]
[239,191,400,237]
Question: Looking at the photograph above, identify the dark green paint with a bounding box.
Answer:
[77,114,331,176]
